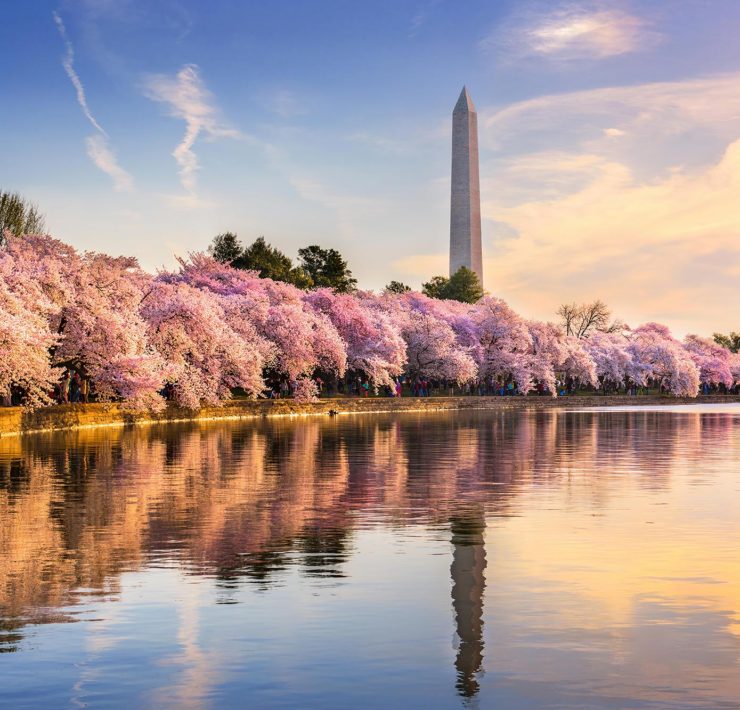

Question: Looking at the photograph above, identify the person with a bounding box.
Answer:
[70,373,81,403]
[59,371,70,403]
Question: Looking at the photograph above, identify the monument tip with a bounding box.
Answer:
[454,86,476,114]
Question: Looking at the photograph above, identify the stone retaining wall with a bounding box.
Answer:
[1,394,738,437]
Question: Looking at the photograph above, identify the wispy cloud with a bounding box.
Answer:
[485,3,661,62]
[143,64,240,196]
[481,72,740,155]
[53,11,107,134]
[53,11,133,191]
[86,135,134,192]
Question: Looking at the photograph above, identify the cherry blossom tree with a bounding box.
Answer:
[559,335,598,389]
[583,331,633,389]
[683,335,735,388]
[471,296,533,389]
[386,293,476,382]
[627,323,700,397]
[291,377,320,402]
[155,254,348,406]
[305,288,405,388]
[141,279,267,409]
[170,254,346,383]
[0,257,57,405]
[55,252,166,410]
[1,234,165,409]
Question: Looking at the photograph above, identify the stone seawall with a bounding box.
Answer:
[1,395,738,437]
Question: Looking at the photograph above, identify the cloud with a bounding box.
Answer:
[53,12,134,192]
[483,73,740,147]
[85,135,134,192]
[143,65,240,196]
[397,72,740,335]
[485,3,661,61]
[53,11,107,135]
[483,141,740,333]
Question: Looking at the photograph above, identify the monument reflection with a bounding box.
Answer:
[450,508,486,698]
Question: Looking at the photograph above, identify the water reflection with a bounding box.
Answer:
[0,406,738,707]
[450,508,486,698]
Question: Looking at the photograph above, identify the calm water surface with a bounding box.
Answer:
[1,405,739,709]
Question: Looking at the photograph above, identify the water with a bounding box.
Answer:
[1,405,738,709]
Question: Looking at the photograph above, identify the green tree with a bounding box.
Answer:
[713,331,740,353]
[0,190,46,244]
[298,245,357,293]
[421,275,449,299]
[422,267,483,304]
[208,231,243,263]
[232,236,313,288]
[385,280,411,294]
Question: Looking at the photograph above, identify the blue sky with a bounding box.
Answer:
[2,0,740,335]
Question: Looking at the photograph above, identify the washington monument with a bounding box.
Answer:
[449,86,483,283]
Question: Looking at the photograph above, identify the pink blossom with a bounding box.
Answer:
[472,296,533,389]
[683,335,735,388]
[172,254,346,381]
[305,289,405,388]
[628,323,700,396]
[141,280,267,409]
[583,331,633,387]
[292,377,319,402]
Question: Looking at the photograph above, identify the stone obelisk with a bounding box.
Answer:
[449,86,483,283]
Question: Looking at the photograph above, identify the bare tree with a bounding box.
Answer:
[557,302,581,337]
[557,299,625,338]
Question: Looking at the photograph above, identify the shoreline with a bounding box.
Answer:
[1,394,738,438]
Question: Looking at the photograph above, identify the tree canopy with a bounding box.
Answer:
[233,236,312,288]
[208,232,242,264]
[713,331,740,353]
[422,267,483,304]
[298,245,357,293]
[207,234,311,288]
[385,280,411,294]
[0,190,46,244]
[207,234,356,292]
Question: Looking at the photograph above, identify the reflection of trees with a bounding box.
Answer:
[0,409,733,653]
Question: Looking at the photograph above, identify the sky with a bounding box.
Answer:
[1,0,739,337]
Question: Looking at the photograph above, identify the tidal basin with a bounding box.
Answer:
[1,404,739,709]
